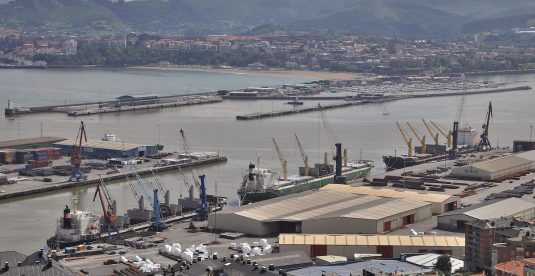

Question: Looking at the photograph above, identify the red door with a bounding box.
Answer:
[377,245,393,258]
[383,221,392,232]
[311,245,327,257]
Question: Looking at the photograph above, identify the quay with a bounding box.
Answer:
[0,155,227,201]
[236,86,531,120]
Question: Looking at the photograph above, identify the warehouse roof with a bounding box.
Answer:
[468,155,531,172]
[228,190,430,222]
[516,150,535,161]
[321,184,455,203]
[0,137,66,149]
[406,253,464,273]
[288,259,428,276]
[439,198,535,220]
[54,139,147,151]
[279,234,465,247]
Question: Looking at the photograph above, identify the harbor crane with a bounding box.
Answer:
[406,122,426,154]
[179,129,201,192]
[430,120,452,148]
[272,137,288,180]
[150,170,170,205]
[478,102,493,151]
[319,104,337,165]
[422,119,440,148]
[396,121,413,157]
[93,174,118,235]
[129,165,167,231]
[125,173,145,209]
[70,121,88,182]
[294,133,309,176]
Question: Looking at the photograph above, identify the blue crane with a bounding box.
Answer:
[129,165,167,231]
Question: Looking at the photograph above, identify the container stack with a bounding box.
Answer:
[0,149,16,164]
[15,150,32,164]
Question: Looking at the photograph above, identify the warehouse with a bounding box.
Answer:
[208,189,433,236]
[437,198,535,231]
[320,184,460,215]
[450,150,535,181]
[53,139,159,159]
[116,94,159,106]
[278,233,465,258]
[0,137,66,150]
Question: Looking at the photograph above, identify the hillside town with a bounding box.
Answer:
[1,27,535,75]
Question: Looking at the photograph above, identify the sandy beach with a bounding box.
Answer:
[128,65,357,80]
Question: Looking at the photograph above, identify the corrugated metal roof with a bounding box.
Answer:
[321,184,455,203]
[406,253,464,273]
[342,199,430,220]
[54,139,146,151]
[279,234,465,247]
[516,150,535,161]
[232,190,430,222]
[289,260,428,276]
[470,155,531,172]
[463,198,535,220]
[0,137,66,149]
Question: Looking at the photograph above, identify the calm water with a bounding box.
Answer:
[0,68,534,253]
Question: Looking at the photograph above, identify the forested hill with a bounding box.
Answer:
[1,0,535,38]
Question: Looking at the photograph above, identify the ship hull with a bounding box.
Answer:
[46,235,99,249]
[239,166,371,204]
[383,156,421,171]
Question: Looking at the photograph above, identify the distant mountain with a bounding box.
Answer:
[1,0,535,38]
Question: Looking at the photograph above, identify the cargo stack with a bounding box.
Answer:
[0,149,16,164]
[15,150,32,164]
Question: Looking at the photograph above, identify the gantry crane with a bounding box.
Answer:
[430,120,452,148]
[406,122,426,154]
[396,121,413,157]
[129,165,166,231]
[478,102,493,151]
[93,174,118,235]
[294,133,309,176]
[422,118,440,148]
[272,137,288,180]
[70,121,88,182]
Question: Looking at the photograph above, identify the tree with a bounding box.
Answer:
[435,254,452,276]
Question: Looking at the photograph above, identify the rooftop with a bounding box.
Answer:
[54,139,149,151]
[405,253,464,273]
[0,137,66,149]
[279,234,465,247]
[439,198,535,220]
[321,184,455,203]
[288,259,429,276]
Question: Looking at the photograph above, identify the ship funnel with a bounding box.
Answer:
[334,143,346,184]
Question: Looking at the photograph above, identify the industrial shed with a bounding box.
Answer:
[450,150,535,181]
[53,139,159,159]
[208,189,432,236]
[320,184,460,215]
[437,198,535,231]
[278,234,465,258]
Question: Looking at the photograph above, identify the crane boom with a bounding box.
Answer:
[406,122,426,154]
[396,121,413,157]
[318,104,337,154]
[70,121,88,182]
[478,102,493,151]
[422,118,440,146]
[430,120,452,147]
[272,137,288,180]
[179,129,201,192]
[294,133,309,176]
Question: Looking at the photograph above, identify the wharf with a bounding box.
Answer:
[0,156,227,201]
[236,98,397,120]
[235,86,531,120]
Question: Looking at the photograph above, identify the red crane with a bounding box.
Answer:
[478,102,493,151]
[70,121,88,182]
[93,174,117,235]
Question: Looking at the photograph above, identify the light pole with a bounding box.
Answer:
[530,125,533,142]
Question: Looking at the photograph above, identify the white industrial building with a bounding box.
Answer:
[320,184,460,215]
[278,234,465,258]
[437,198,535,231]
[208,187,463,236]
[450,150,535,181]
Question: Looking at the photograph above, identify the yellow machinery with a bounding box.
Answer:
[430,120,452,148]
[294,133,309,176]
[396,121,413,157]
[272,137,288,180]
[406,122,426,154]
[422,118,440,147]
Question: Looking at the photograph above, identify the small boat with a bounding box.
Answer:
[102,133,119,142]
[287,97,304,105]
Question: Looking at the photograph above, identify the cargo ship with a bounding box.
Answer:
[382,155,424,171]
[47,204,101,249]
[238,160,373,204]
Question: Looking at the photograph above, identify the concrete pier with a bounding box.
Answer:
[0,156,227,201]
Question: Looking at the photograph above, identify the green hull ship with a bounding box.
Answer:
[238,161,373,204]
